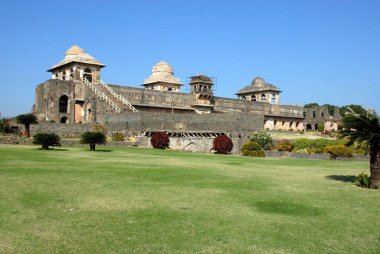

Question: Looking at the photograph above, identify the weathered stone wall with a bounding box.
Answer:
[106,112,264,132]
[264,150,369,161]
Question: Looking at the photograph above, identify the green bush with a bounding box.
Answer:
[354,173,371,188]
[317,124,325,133]
[248,131,272,150]
[241,141,265,157]
[33,132,61,150]
[80,131,107,151]
[277,140,293,152]
[323,144,353,159]
[292,138,343,154]
[111,132,125,141]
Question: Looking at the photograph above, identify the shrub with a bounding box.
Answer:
[213,135,233,154]
[241,141,265,157]
[299,129,305,134]
[248,131,272,150]
[111,132,125,141]
[317,124,325,133]
[277,140,293,152]
[80,131,107,151]
[93,124,108,135]
[354,173,371,188]
[33,132,61,150]
[292,138,341,154]
[323,144,353,159]
[150,132,170,149]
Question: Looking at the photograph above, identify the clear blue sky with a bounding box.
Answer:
[0,0,379,117]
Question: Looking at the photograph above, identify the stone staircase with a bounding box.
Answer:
[82,78,138,113]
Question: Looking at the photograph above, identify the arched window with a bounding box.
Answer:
[251,96,256,101]
[271,94,276,104]
[242,96,246,100]
[261,94,266,102]
[62,71,66,80]
[303,112,306,117]
[168,87,172,92]
[313,111,316,118]
[60,116,68,124]
[59,95,68,113]
[83,68,92,82]
[321,112,324,117]
[70,68,74,79]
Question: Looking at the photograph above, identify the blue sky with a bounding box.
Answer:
[0,0,379,117]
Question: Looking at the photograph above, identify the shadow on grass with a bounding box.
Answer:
[35,148,69,151]
[326,175,356,183]
[93,149,113,152]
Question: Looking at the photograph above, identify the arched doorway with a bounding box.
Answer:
[59,95,68,113]
[60,116,68,124]
[306,124,312,131]
[83,68,92,82]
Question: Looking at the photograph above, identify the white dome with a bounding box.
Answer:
[65,45,84,56]
[152,61,173,74]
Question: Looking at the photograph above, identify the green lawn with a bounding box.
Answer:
[0,145,379,254]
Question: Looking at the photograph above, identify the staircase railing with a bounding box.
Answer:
[98,80,138,112]
[82,78,121,113]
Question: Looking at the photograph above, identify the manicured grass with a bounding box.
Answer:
[269,131,333,140]
[0,145,379,253]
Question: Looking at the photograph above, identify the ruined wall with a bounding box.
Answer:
[304,106,341,131]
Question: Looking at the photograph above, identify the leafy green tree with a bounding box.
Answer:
[340,109,380,188]
[340,104,367,117]
[323,104,336,116]
[248,131,272,150]
[304,103,320,108]
[33,133,61,150]
[80,131,107,151]
[0,118,11,133]
[16,114,38,138]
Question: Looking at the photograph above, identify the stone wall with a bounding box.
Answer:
[264,151,369,161]
[106,112,264,132]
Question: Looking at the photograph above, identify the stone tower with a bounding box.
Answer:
[236,77,281,104]
[189,75,215,113]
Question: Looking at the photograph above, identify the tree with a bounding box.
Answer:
[340,104,367,117]
[33,133,61,150]
[304,103,320,108]
[0,117,11,133]
[80,131,107,151]
[340,109,380,188]
[16,114,38,138]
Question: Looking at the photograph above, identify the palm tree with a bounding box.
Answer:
[80,131,107,151]
[16,114,38,138]
[340,109,380,188]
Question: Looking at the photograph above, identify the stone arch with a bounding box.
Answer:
[251,95,256,101]
[261,94,266,102]
[306,124,312,131]
[59,95,68,113]
[83,68,92,82]
[60,116,68,124]
[242,96,246,100]
[271,94,275,104]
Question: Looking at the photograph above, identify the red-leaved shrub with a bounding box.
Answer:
[277,139,293,152]
[213,135,233,154]
[150,132,170,149]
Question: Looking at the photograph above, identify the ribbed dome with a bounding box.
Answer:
[152,61,173,74]
[65,45,84,56]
